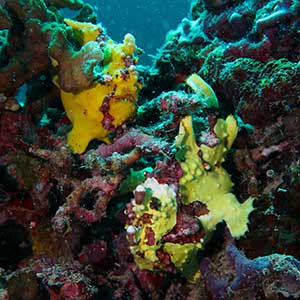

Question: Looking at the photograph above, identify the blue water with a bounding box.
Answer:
[86,0,191,65]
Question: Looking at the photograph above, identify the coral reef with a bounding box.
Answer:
[0,0,98,94]
[0,0,300,299]
[200,233,300,300]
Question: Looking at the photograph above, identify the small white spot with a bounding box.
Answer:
[126,225,136,234]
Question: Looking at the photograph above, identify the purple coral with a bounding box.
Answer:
[200,242,300,299]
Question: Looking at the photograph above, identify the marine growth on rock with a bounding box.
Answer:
[0,0,300,299]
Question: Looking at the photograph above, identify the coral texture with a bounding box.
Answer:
[0,0,300,299]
